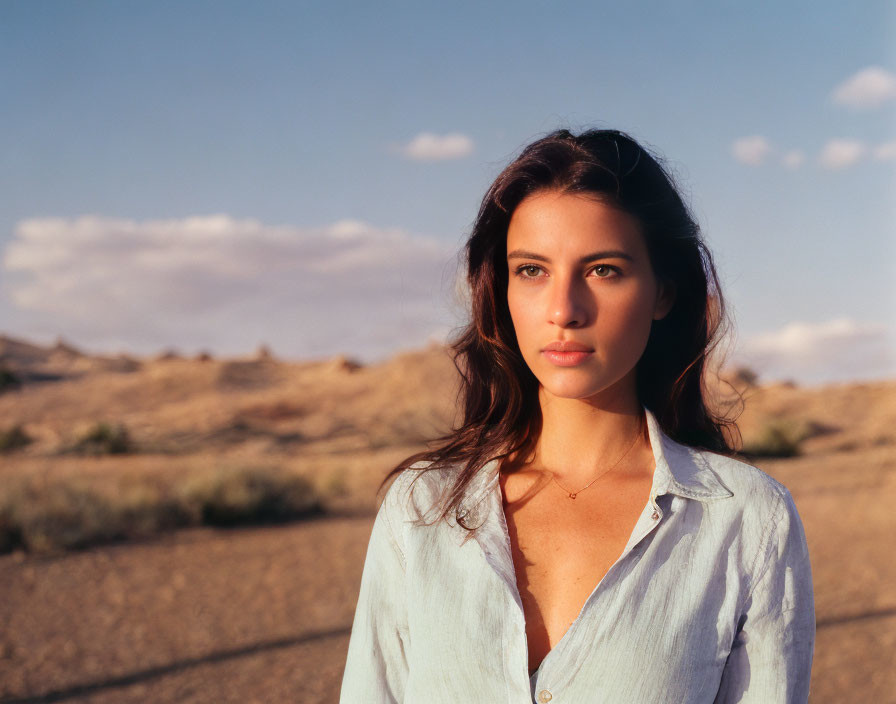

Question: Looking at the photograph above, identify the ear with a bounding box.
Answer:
[653,280,676,321]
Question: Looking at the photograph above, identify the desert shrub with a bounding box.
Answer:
[324,468,349,498]
[0,365,20,392]
[0,467,327,554]
[112,484,194,538]
[6,482,120,553]
[742,417,812,458]
[179,466,323,527]
[0,498,21,553]
[73,421,131,455]
[731,366,759,387]
[0,424,31,452]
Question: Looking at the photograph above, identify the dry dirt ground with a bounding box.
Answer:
[2,448,895,704]
[1,336,894,702]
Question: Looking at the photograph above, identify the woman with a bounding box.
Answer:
[340,129,815,703]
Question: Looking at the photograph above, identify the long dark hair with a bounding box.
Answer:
[380,128,737,530]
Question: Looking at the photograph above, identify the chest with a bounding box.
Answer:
[501,472,654,672]
[402,483,746,701]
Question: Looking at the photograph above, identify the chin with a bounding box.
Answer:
[535,364,636,403]
[537,372,610,400]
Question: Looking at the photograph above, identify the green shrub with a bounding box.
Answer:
[6,482,120,553]
[112,485,194,538]
[0,424,31,452]
[0,499,21,553]
[0,466,327,554]
[742,417,810,458]
[179,466,323,527]
[0,365,20,392]
[73,422,131,455]
[324,468,350,498]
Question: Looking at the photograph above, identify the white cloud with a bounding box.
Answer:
[873,140,896,161]
[400,132,474,161]
[781,150,804,169]
[1,215,459,361]
[736,318,896,385]
[818,138,866,169]
[731,136,772,166]
[832,66,896,109]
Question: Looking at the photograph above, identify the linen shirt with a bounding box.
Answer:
[340,407,815,703]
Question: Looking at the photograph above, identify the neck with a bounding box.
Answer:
[524,382,649,486]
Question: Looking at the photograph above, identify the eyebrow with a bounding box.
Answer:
[506,249,634,263]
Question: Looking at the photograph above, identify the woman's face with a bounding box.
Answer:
[505,190,674,404]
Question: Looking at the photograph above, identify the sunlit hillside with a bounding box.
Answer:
[1,332,894,703]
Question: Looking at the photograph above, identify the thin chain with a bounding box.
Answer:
[549,416,644,499]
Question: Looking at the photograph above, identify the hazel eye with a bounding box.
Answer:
[591,265,617,278]
[516,265,543,278]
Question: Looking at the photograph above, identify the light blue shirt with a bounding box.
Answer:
[340,407,815,703]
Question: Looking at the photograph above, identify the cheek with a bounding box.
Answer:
[507,299,532,345]
[507,294,543,368]
[506,288,529,333]
[603,291,658,349]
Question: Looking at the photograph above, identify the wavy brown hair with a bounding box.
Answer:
[380,128,737,530]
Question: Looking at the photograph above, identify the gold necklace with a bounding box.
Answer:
[549,417,644,499]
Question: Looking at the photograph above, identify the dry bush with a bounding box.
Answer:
[112,484,194,537]
[0,465,327,554]
[0,500,20,553]
[178,466,324,526]
[1,481,121,553]
[0,365,20,392]
[741,416,816,458]
[0,424,31,452]
[72,421,132,455]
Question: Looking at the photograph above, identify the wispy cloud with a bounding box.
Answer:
[873,140,896,161]
[1,215,459,360]
[831,66,896,109]
[399,132,474,161]
[731,135,772,166]
[736,318,896,384]
[781,150,805,169]
[818,139,867,169]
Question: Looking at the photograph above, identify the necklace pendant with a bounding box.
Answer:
[569,493,577,499]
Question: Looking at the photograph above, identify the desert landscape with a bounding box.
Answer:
[0,333,894,703]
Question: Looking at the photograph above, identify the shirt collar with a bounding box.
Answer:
[459,405,732,517]
[642,405,733,502]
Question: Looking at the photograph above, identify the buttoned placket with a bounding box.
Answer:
[456,406,729,702]
[457,462,671,704]
[523,490,667,701]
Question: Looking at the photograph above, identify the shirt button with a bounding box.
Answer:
[538,690,552,702]
[651,509,660,520]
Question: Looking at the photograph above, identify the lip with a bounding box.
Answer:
[541,341,594,367]
[542,341,593,352]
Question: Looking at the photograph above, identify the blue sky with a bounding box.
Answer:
[1,1,894,384]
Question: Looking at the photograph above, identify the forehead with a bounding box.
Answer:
[507,190,645,254]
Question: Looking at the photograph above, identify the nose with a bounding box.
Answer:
[547,275,588,328]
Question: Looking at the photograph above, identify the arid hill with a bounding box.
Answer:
[1,332,894,702]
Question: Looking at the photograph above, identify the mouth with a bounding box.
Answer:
[541,349,593,367]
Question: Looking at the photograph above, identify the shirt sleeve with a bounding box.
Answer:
[714,488,816,703]
[340,475,411,704]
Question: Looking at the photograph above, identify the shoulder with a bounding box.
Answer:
[674,445,812,597]
[685,445,807,552]
[695,447,793,507]
[379,460,456,524]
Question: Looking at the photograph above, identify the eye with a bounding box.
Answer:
[514,264,544,279]
[591,264,618,278]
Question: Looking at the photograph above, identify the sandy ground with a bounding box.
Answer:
[2,340,894,702]
[0,515,368,703]
[1,445,895,704]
